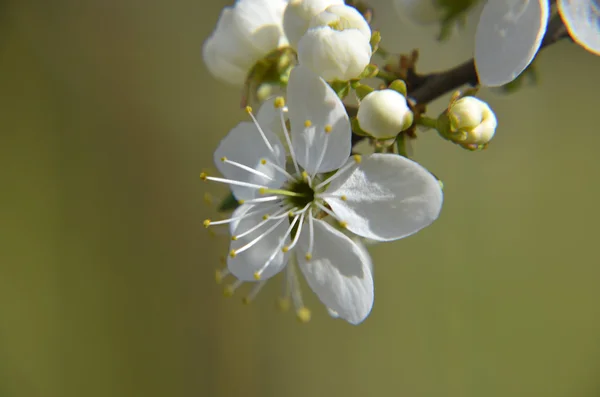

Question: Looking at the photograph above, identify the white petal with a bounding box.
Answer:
[257,96,289,143]
[283,0,345,47]
[475,0,549,87]
[393,0,444,26]
[297,218,374,324]
[229,203,255,236]
[214,121,287,201]
[324,153,443,242]
[309,5,372,41]
[558,0,600,55]
[287,65,351,174]
[228,210,291,281]
[232,0,290,52]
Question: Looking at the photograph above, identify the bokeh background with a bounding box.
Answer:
[2,1,600,396]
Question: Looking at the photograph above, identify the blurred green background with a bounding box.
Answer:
[2,1,600,396]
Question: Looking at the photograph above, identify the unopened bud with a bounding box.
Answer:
[445,96,497,148]
[356,89,414,139]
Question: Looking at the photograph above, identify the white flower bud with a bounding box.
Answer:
[297,5,372,81]
[202,0,289,85]
[447,96,497,145]
[283,0,344,48]
[356,89,414,139]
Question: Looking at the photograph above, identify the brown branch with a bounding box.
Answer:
[409,15,570,104]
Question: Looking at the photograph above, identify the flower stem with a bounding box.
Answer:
[416,116,439,130]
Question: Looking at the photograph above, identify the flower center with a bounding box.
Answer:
[284,178,315,209]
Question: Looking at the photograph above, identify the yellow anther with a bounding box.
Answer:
[229,249,237,258]
[231,236,237,241]
[274,96,285,108]
[220,156,227,162]
[245,105,253,114]
[203,193,213,205]
[302,171,308,180]
[296,307,311,323]
[305,253,312,261]
[215,269,223,284]
[219,256,226,265]
[339,221,348,228]
[223,285,235,297]
[288,211,294,217]
[203,219,211,228]
[282,246,289,253]
[277,297,291,312]
[258,188,267,195]
[261,159,267,165]
[199,172,207,181]
[253,271,261,280]
[341,195,347,201]
[262,214,269,220]
[304,120,312,128]
[242,296,251,305]
[238,199,245,205]
[324,124,332,133]
[353,154,362,163]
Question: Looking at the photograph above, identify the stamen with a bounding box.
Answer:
[304,120,312,128]
[239,196,281,205]
[262,159,295,181]
[246,106,276,154]
[221,157,273,181]
[232,207,289,240]
[215,267,230,284]
[230,216,287,258]
[203,204,275,228]
[311,126,331,178]
[315,202,346,227]
[254,214,300,279]
[201,174,267,190]
[277,267,292,312]
[315,155,362,190]
[305,211,314,261]
[277,97,300,175]
[283,209,306,253]
[223,279,243,297]
[259,187,307,198]
[288,261,310,323]
[242,280,267,304]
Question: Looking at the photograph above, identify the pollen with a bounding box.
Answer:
[301,171,308,181]
[341,195,347,201]
[231,236,237,241]
[261,159,267,165]
[253,271,261,280]
[324,124,332,133]
[238,199,245,205]
[282,246,289,253]
[199,172,208,181]
[229,249,237,258]
[277,297,291,312]
[274,96,285,108]
[304,120,312,128]
[305,253,312,261]
[245,105,253,114]
[339,221,348,228]
[353,154,362,163]
[220,156,227,162]
[203,219,211,228]
[296,307,311,323]
[262,214,269,220]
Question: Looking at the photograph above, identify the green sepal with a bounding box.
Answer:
[354,83,374,100]
[395,133,409,158]
[388,79,408,97]
[351,117,371,137]
[330,80,351,99]
[370,31,381,53]
[218,192,240,212]
[358,64,379,80]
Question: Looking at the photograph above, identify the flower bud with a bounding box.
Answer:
[356,89,414,139]
[283,0,344,48]
[297,5,372,82]
[202,0,289,85]
[446,96,497,146]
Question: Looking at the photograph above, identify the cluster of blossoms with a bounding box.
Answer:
[199,0,597,324]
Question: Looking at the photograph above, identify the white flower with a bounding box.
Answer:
[558,0,600,55]
[447,96,497,145]
[474,0,549,87]
[357,89,414,139]
[202,66,443,324]
[393,0,444,26]
[202,0,289,85]
[297,4,372,81]
[283,0,345,48]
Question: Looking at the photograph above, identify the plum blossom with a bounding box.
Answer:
[202,66,443,324]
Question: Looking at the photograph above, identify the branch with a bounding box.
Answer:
[409,15,570,104]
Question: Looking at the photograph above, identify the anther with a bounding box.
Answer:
[261,159,267,165]
[274,96,285,108]
[282,246,289,253]
[302,171,308,181]
[229,249,237,258]
[305,253,312,261]
[296,307,311,323]
[199,172,207,181]
[304,120,312,128]
[220,156,227,162]
[215,269,223,284]
[258,188,267,195]
[277,297,291,312]
[223,285,235,297]
[324,124,332,133]
[245,106,253,114]
[341,195,347,201]
[203,219,211,228]
[238,199,245,205]
[353,154,362,163]
[262,214,269,220]
[339,221,348,228]
[253,271,261,280]
[231,236,237,241]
